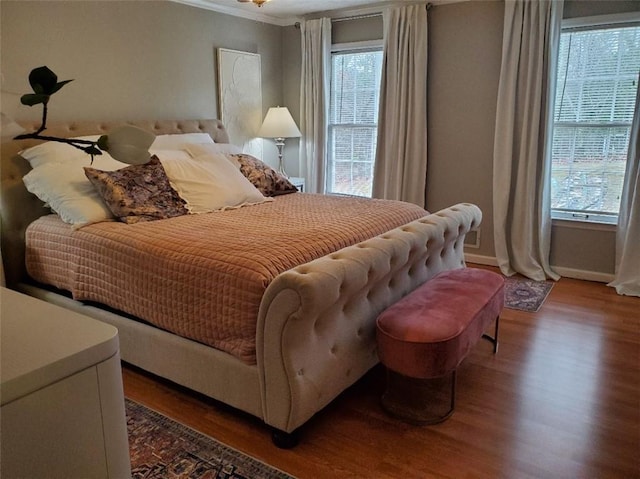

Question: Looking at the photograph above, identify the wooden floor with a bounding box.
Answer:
[123,266,640,478]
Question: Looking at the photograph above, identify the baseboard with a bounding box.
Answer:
[464,254,498,267]
[552,266,615,283]
[463,253,614,283]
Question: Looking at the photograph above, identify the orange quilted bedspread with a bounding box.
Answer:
[26,193,427,364]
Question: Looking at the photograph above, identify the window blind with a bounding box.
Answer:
[551,25,640,219]
[327,50,383,197]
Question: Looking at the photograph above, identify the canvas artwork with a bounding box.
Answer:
[217,48,263,160]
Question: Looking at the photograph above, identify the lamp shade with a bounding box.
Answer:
[258,107,301,139]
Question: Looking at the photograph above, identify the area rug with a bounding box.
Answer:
[126,399,295,479]
[504,276,554,312]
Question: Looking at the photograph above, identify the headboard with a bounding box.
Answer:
[0,119,229,287]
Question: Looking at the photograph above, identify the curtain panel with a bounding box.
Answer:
[608,82,640,297]
[372,4,428,208]
[299,18,331,194]
[493,0,563,281]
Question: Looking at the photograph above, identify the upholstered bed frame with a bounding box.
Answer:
[0,119,482,446]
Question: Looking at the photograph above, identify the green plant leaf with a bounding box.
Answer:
[28,66,57,93]
[85,145,103,156]
[50,79,74,95]
[27,66,73,95]
[20,93,50,106]
[97,135,109,150]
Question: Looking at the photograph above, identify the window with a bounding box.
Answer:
[550,22,640,223]
[327,47,383,197]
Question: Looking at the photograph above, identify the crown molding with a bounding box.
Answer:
[171,0,297,26]
[171,0,469,26]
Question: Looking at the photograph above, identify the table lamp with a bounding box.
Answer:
[258,106,301,178]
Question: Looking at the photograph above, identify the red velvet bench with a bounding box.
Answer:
[376,268,504,424]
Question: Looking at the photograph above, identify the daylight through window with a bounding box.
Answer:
[550,23,640,223]
[327,49,383,197]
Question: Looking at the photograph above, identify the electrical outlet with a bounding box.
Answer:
[464,228,480,249]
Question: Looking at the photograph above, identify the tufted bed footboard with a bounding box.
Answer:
[257,203,482,433]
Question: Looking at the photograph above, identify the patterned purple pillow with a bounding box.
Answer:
[228,153,298,197]
[84,155,188,224]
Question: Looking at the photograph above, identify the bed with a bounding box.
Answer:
[0,119,482,446]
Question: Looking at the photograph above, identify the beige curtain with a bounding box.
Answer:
[298,18,331,194]
[372,4,428,208]
[493,0,562,281]
[608,81,640,297]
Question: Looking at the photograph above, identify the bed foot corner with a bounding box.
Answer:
[271,428,300,449]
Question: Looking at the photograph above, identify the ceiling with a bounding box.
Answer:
[172,0,430,26]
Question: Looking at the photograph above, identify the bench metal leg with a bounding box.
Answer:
[449,369,456,416]
[482,314,500,354]
[381,369,456,425]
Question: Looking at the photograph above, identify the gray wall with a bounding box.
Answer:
[332,16,384,44]
[429,0,639,277]
[0,0,284,164]
[283,0,638,278]
[281,24,301,173]
[427,1,503,262]
[563,0,640,19]
[2,0,638,278]
[428,0,639,277]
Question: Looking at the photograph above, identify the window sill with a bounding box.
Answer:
[552,210,618,226]
[551,216,617,232]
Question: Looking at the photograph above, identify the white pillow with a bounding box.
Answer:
[21,133,213,169]
[23,162,115,228]
[151,133,214,150]
[185,142,243,161]
[20,136,108,169]
[159,153,271,213]
[149,149,192,162]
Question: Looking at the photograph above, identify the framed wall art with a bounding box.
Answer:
[216,48,263,159]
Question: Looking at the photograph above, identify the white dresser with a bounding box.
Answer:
[0,287,131,478]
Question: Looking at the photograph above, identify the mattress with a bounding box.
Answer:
[26,193,427,363]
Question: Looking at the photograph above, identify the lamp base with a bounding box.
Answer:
[275,138,288,178]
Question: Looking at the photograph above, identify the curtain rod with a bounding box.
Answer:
[294,3,430,29]
[293,13,379,29]
[332,12,381,23]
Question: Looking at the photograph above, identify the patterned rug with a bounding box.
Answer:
[126,399,294,479]
[504,276,554,312]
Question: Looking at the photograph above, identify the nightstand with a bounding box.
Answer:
[0,287,132,478]
[289,176,305,192]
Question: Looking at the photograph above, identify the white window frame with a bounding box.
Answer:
[326,40,383,197]
[550,12,640,225]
